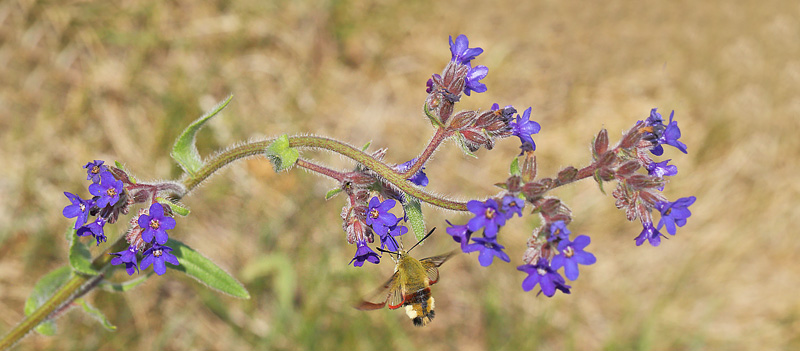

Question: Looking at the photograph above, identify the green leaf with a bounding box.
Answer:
[325,188,342,200]
[360,141,372,151]
[510,157,520,176]
[453,132,478,158]
[402,195,426,242]
[156,197,190,216]
[68,228,99,276]
[594,169,606,195]
[24,266,72,335]
[98,273,153,292]
[75,299,116,331]
[171,94,234,176]
[264,134,299,172]
[166,238,250,299]
[423,103,444,128]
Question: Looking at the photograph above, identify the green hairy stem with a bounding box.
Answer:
[1,132,467,350]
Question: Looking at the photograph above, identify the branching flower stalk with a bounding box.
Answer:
[1,34,697,348]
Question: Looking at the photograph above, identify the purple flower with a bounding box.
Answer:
[510,107,541,149]
[141,244,179,276]
[501,195,525,219]
[647,159,678,178]
[445,220,472,251]
[646,109,687,156]
[77,217,107,246]
[350,239,380,267]
[110,245,139,276]
[449,34,483,65]
[655,196,696,235]
[517,258,571,297]
[551,235,597,280]
[138,203,176,245]
[659,111,687,154]
[83,160,107,183]
[463,237,510,267]
[88,171,123,208]
[62,192,95,229]
[365,197,400,235]
[426,78,435,93]
[647,159,678,191]
[467,199,507,238]
[464,65,488,96]
[491,103,517,116]
[395,159,429,187]
[635,222,666,247]
[547,221,571,242]
[380,224,407,252]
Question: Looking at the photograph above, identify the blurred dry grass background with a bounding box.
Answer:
[1,0,799,350]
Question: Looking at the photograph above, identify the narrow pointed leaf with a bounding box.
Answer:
[166,238,250,299]
[68,228,98,275]
[402,195,426,242]
[75,298,116,331]
[510,157,520,176]
[594,170,606,195]
[423,103,444,128]
[171,94,234,176]
[361,142,372,151]
[325,188,342,200]
[24,266,72,335]
[454,132,478,158]
[98,273,153,292]
[156,197,190,216]
[264,134,299,172]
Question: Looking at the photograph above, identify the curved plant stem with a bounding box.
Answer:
[287,135,468,211]
[296,158,345,182]
[182,135,469,211]
[0,238,126,350]
[399,128,449,179]
[2,133,469,350]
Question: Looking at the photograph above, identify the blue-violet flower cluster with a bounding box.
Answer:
[63,160,180,276]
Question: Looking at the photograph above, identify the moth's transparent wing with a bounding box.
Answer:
[419,250,458,285]
[354,271,402,310]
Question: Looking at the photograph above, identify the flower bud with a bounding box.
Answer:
[594,129,609,156]
[615,161,641,177]
[447,110,478,131]
[109,166,134,186]
[521,154,537,183]
[522,177,553,198]
[461,130,490,150]
[598,151,617,168]
[597,167,615,181]
[556,166,578,184]
[505,175,522,193]
[627,174,663,190]
[620,121,646,149]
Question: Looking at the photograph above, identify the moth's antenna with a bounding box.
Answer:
[376,247,395,255]
[407,228,435,254]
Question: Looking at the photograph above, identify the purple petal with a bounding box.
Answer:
[153,258,167,275]
[564,260,579,280]
[571,235,591,250]
[155,229,169,245]
[140,254,153,270]
[539,276,556,297]
[142,228,155,243]
[163,251,179,266]
[160,217,176,231]
[521,274,540,292]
